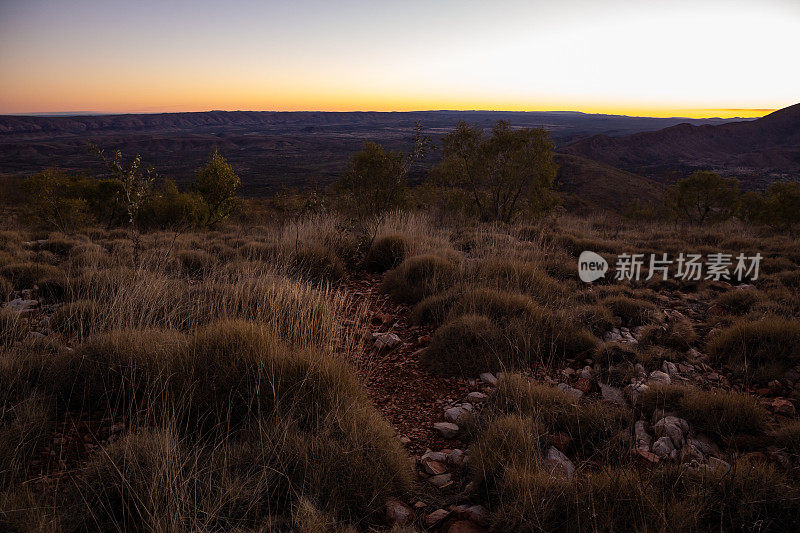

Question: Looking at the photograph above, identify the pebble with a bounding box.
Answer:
[373,332,402,350]
[385,497,413,526]
[433,422,459,439]
[466,391,488,403]
[544,446,575,478]
[479,372,498,385]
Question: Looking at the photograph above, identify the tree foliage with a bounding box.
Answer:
[22,169,93,233]
[192,149,241,227]
[741,181,800,232]
[435,120,557,223]
[664,171,740,224]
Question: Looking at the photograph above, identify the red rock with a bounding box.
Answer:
[632,448,660,464]
[386,497,413,526]
[426,509,451,528]
[772,398,796,416]
[575,377,593,394]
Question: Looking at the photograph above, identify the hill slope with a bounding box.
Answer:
[562,103,800,187]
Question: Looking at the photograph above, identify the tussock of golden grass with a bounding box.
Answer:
[707,317,800,377]
[382,254,459,304]
[365,233,409,272]
[0,308,28,348]
[602,295,663,326]
[0,262,64,290]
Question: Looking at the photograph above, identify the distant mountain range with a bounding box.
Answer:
[0,106,796,210]
[562,104,800,187]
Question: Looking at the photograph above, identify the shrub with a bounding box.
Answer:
[664,171,740,224]
[291,244,346,282]
[422,314,504,375]
[640,385,768,438]
[382,254,458,304]
[0,262,64,290]
[365,233,409,272]
[602,295,663,326]
[572,304,614,335]
[716,289,764,315]
[707,317,800,375]
[476,258,565,304]
[638,317,697,350]
[54,321,411,529]
[411,287,464,326]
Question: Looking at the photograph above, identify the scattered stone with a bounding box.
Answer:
[479,372,498,385]
[386,497,413,526]
[433,422,459,439]
[399,435,411,446]
[421,458,447,476]
[578,366,594,380]
[633,448,660,464]
[464,505,489,526]
[634,363,647,379]
[599,383,626,405]
[544,446,575,478]
[662,361,678,376]
[557,382,584,400]
[445,406,470,424]
[574,377,593,394]
[635,420,653,451]
[708,456,731,471]
[652,436,677,459]
[373,332,402,350]
[653,416,689,448]
[448,448,464,465]
[604,329,623,342]
[648,370,671,385]
[772,398,796,417]
[686,435,718,456]
[422,450,449,463]
[466,391,488,403]
[4,298,37,313]
[626,382,649,404]
[428,473,453,489]
[680,443,704,463]
[426,509,452,528]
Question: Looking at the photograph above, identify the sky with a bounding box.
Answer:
[0,0,798,118]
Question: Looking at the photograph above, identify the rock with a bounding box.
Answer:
[634,363,647,379]
[28,331,46,339]
[422,450,449,463]
[633,448,660,464]
[373,332,402,350]
[448,448,465,465]
[686,435,719,456]
[635,420,653,451]
[428,473,453,489]
[662,361,678,376]
[4,298,37,313]
[433,422,459,439]
[399,435,411,446]
[626,382,649,404]
[385,497,413,526]
[574,377,593,394]
[479,372,498,385]
[464,505,489,526]
[578,366,594,380]
[599,383,626,405]
[604,328,623,342]
[445,406,469,424]
[680,443,704,464]
[544,446,575,478]
[652,436,676,459]
[648,370,671,385]
[466,391,488,403]
[708,456,731,471]
[421,456,447,475]
[771,398,796,416]
[557,382,584,400]
[426,509,451,528]
[653,416,689,448]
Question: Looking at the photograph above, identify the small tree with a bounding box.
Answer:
[336,122,431,245]
[192,149,241,227]
[92,145,156,264]
[664,171,740,224]
[763,181,800,232]
[23,169,92,232]
[436,120,557,223]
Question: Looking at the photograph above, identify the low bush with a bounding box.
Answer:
[0,262,64,290]
[382,254,458,303]
[422,314,504,375]
[640,384,768,438]
[365,233,409,272]
[716,288,764,315]
[291,244,346,282]
[707,317,800,376]
[602,295,663,326]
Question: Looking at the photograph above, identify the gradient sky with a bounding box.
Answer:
[0,0,797,117]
